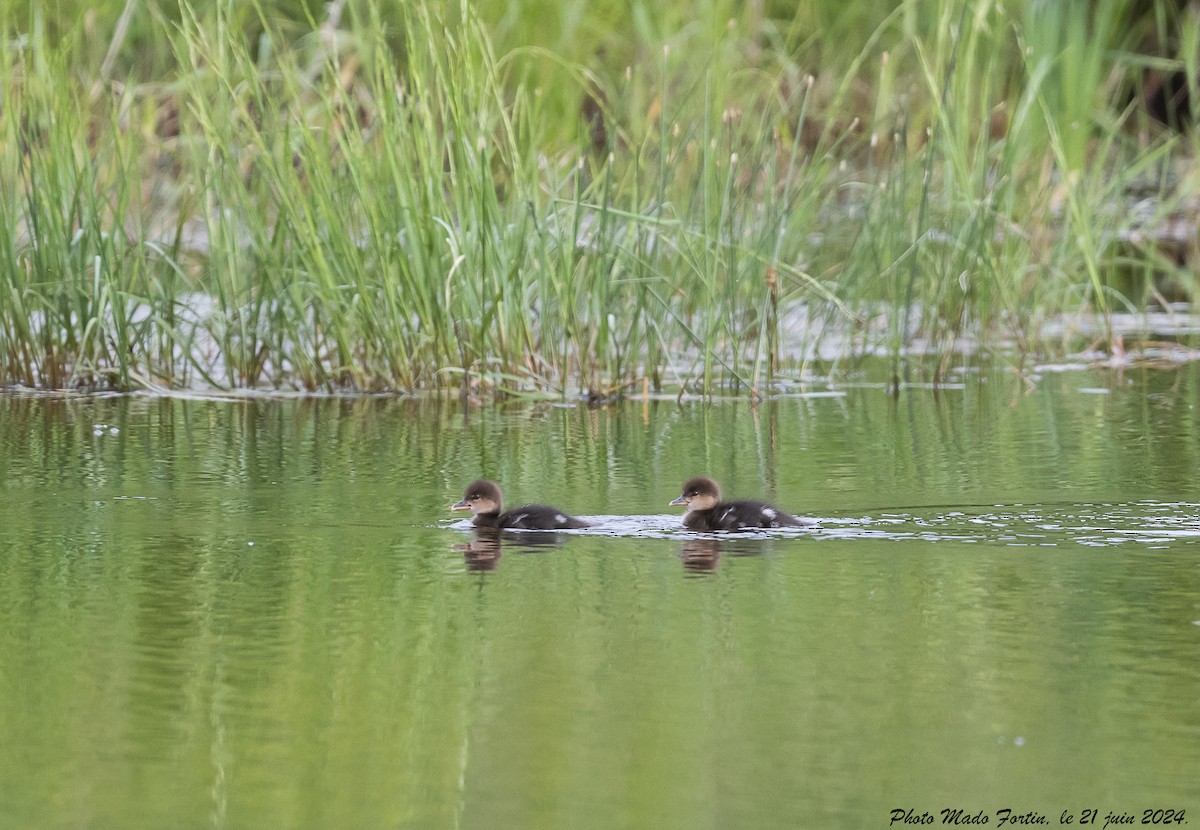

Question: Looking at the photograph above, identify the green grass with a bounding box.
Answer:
[1,0,1196,396]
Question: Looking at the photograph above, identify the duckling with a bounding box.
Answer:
[451,479,590,530]
[670,476,809,531]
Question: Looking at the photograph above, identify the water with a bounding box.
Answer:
[2,365,1199,828]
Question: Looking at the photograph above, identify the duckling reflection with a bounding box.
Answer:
[453,528,571,571]
[678,537,773,573]
[680,538,722,573]
[454,532,503,571]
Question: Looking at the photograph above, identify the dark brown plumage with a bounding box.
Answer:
[670,476,810,532]
[451,479,590,530]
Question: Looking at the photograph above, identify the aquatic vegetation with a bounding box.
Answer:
[1,0,1197,395]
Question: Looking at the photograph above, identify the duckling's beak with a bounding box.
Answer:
[669,495,688,506]
[450,498,471,511]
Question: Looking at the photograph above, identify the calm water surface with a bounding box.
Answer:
[2,365,1199,829]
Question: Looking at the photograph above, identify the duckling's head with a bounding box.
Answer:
[452,479,503,515]
[670,476,721,512]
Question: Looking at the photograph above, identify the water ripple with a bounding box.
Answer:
[444,501,1200,547]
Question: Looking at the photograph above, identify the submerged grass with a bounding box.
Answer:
[1,0,1197,396]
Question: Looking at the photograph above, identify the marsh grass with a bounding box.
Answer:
[1,0,1196,396]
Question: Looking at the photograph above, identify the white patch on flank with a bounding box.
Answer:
[763,508,777,520]
[556,514,567,524]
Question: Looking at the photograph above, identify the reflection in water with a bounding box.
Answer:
[4,375,1200,829]
[678,537,779,573]
[679,539,722,573]
[454,528,571,571]
[454,532,502,571]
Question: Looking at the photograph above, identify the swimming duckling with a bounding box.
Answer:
[451,479,590,530]
[670,476,809,531]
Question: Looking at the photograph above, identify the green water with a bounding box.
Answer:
[2,366,1198,829]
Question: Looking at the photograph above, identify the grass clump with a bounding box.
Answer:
[1,0,1196,397]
